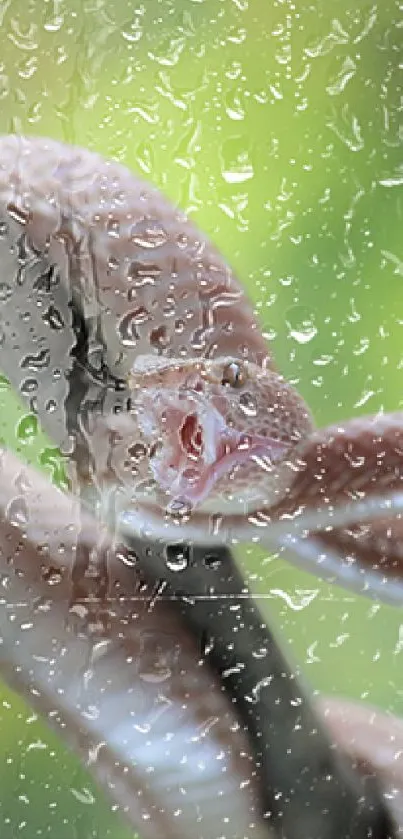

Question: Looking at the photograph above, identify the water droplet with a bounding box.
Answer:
[108,255,119,272]
[45,399,57,413]
[117,311,140,347]
[70,787,96,805]
[6,496,29,527]
[203,553,223,569]
[14,470,32,495]
[247,509,271,527]
[239,391,257,417]
[131,220,167,249]
[41,565,63,585]
[33,266,59,294]
[0,282,13,302]
[43,10,64,32]
[69,602,89,621]
[286,307,318,345]
[176,231,189,249]
[221,136,254,183]
[122,18,143,44]
[313,354,334,367]
[130,306,150,324]
[42,305,65,331]
[127,260,162,285]
[326,56,357,96]
[174,319,185,334]
[7,202,30,226]
[178,464,201,488]
[165,543,191,572]
[252,646,269,659]
[115,545,139,568]
[271,588,318,611]
[190,327,207,351]
[353,337,369,356]
[81,701,100,720]
[225,89,246,121]
[20,378,38,396]
[138,663,171,683]
[33,597,53,613]
[209,513,223,537]
[21,348,50,371]
[134,477,158,498]
[39,448,67,487]
[106,218,120,238]
[150,324,170,349]
[128,441,148,462]
[17,413,38,443]
[163,296,176,317]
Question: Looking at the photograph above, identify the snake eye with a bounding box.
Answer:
[221,361,247,389]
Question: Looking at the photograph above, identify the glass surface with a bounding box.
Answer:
[0,1,401,836]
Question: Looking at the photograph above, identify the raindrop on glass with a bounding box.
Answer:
[117,311,140,347]
[203,553,223,569]
[165,497,192,521]
[42,305,65,331]
[17,413,38,443]
[40,565,64,586]
[106,218,120,238]
[128,441,148,462]
[239,391,258,417]
[115,544,139,568]
[150,324,170,349]
[0,282,13,302]
[6,496,29,527]
[131,220,168,249]
[165,543,191,572]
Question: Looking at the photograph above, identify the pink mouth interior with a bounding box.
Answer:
[180,414,204,460]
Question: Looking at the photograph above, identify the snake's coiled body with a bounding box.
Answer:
[0,135,395,839]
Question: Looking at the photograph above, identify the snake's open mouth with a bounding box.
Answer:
[134,386,288,507]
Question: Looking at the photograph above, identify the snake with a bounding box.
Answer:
[0,135,403,599]
[0,134,398,838]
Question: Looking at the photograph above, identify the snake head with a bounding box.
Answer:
[127,354,313,514]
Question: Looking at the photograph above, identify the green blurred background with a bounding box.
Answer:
[0,0,402,835]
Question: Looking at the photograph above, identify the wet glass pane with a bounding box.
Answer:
[0,0,401,836]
